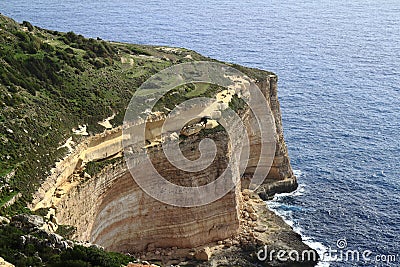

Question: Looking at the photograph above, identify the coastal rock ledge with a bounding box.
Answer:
[30,74,317,266]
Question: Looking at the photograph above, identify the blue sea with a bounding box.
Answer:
[1,0,399,266]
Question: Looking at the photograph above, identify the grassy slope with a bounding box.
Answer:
[0,15,199,215]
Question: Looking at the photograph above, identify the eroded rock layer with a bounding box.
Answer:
[56,134,241,252]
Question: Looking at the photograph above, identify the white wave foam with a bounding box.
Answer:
[302,236,332,267]
[267,171,331,266]
[293,169,302,177]
[270,182,306,204]
[268,205,331,266]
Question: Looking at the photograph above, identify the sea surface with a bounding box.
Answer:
[1,0,399,266]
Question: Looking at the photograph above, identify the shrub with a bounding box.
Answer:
[22,21,34,31]
[64,47,74,54]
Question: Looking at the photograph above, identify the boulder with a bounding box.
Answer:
[244,205,255,213]
[11,214,45,231]
[254,225,268,233]
[249,213,258,221]
[0,216,10,225]
[194,246,211,261]
[48,233,63,245]
[146,243,156,251]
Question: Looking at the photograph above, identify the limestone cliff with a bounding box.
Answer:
[57,133,241,253]
[254,76,298,199]
[28,73,307,266]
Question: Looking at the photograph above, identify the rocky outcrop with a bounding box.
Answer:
[31,74,296,209]
[0,257,14,267]
[9,214,73,251]
[30,127,124,211]
[0,216,10,225]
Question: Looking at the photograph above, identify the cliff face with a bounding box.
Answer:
[244,77,295,184]
[31,74,297,255]
[56,134,241,253]
[254,77,298,199]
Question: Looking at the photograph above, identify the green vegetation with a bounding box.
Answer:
[51,245,134,267]
[153,82,224,114]
[85,157,121,178]
[229,94,247,113]
[55,224,77,239]
[0,167,12,178]
[0,224,134,267]
[185,82,212,97]
[0,191,18,207]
